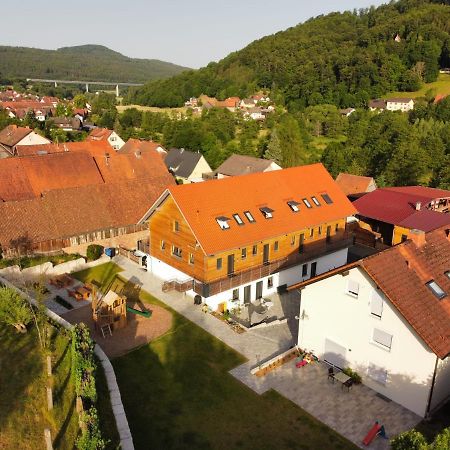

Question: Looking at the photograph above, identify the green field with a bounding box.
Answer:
[74,263,358,450]
[383,73,450,99]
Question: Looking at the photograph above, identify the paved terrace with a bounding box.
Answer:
[113,256,420,449]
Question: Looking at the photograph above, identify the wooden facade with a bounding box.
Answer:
[149,194,351,293]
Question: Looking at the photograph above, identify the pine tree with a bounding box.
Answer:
[264,129,282,165]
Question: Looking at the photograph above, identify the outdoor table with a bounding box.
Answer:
[333,371,350,385]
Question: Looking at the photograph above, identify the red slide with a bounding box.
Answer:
[362,423,381,446]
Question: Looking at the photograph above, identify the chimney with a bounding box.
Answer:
[415,201,421,211]
[409,229,426,247]
[135,150,141,159]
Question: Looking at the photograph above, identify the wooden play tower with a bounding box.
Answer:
[90,283,127,338]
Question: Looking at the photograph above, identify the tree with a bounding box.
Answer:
[264,129,282,165]
[0,287,32,333]
[73,94,88,109]
[391,429,428,450]
[276,114,307,167]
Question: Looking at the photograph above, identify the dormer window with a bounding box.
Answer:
[233,213,244,226]
[287,201,300,212]
[311,196,321,207]
[321,193,333,204]
[426,280,446,299]
[260,207,274,219]
[244,211,255,223]
[302,198,312,209]
[216,216,231,230]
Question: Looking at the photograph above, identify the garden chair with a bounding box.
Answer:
[342,378,354,392]
[327,367,335,382]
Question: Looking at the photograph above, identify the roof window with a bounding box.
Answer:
[216,216,231,230]
[287,201,300,212]
[445,271,450,279]
[244,211,255,223]
[426,280,446,299]
[311,196,321,207]
[302,198,312,209]
[260,207,274,219]
[233,213,244,226]
[321,193,333,204]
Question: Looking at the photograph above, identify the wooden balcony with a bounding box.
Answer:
[193,234,354,297]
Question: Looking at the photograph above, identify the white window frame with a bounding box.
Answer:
[372,328,393,350]
[244,211,255,223]
[370,291,383,318]
[346,279,359,297]
[302,198,312,208]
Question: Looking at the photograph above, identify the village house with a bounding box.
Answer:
[87,127,125,150]
[0,147,175,256]
[164,148,212,183]
[354,186,450,245]
[215,154,281,179]
[120,138,167,157]
[290,226,450,418]
[137,163,356,311]
[335,173,377,200]
[368,98,414,112]
[339,108,355,117]
[0,124,51,157]
[215,97,241,112]
[51,117,82,132]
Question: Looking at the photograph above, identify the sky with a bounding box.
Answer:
[1,0,388,68]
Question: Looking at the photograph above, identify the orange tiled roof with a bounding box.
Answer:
[0,177,174,249]
[16,140,113,156]
[362,227,450,359]
[167,163,357,255]
[335,173,375,196]
[120,138,166,156]
[87,127,113,141]
[0,125,32,147]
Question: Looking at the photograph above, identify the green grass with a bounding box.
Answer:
[78,263,358,450]
[71,261,123,291]
[382,73,450,99]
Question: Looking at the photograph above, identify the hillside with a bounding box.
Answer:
[0,44,189,83]
[126,0,450,108]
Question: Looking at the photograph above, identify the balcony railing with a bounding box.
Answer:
[193,234,354,297]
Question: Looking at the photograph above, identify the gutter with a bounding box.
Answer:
[425,355,439,418]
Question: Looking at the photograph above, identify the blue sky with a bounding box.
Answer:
[2,0,387,68]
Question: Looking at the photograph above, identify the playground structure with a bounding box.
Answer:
[90,282,127,338]
[362,421,387,446]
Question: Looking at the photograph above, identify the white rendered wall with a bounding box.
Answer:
[188,156,212,181]
[108,132,125,150]
[148,255,192,282]
[297,266,438,417]
[17,132,51,146]
[430,357,450,413]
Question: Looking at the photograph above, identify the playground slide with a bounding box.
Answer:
[362,422,381,446]
[126,306,152,318]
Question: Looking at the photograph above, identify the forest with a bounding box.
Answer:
[126,0,450,109]
[0,44,188,84]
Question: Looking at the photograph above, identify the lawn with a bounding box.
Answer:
[76,262,358,450]
[117,104,188,114]
[382,73,450,99]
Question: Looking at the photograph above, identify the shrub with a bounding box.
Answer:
[342,367,362,384]
[391,429,428,450]
[86,245,104,262]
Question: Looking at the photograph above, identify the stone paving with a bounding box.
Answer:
[113,256,420,448]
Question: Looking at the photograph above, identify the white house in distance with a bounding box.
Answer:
[386,97,414,112]
[87,127,125,150]
[164,148,212,183]
[0,124,51,157]
[291,226,450,418]
[215,154,281,179]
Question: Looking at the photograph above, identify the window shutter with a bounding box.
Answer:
[373,328,392,349]
[370,291,383,317]
[347,280,359,296]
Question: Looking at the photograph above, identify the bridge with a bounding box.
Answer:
[26,78,144,96]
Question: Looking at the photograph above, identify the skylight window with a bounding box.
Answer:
[302,198,312,209]
[260,207,274,219]
[233,213,244,226]
[321,193,333,204]
[311,196,321,207]
[426,281,446,299]
[287,201,300,212]
[216,216,231,230]
[445,271,450,279]
[244,211,255,223]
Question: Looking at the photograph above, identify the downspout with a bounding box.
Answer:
[425,355,439,418]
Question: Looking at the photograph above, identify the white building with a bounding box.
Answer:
[293,227,450,417]
[87,128,125,150]
[386,98,414,112]
[0,124,51,156]
[164,148,212,183]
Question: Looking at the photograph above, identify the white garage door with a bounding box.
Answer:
[323,338,347,368]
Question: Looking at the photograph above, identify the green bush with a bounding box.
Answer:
[86,245,104,262]
[76,407,106,450]
[342,367,362,384]
[391,429,428,450]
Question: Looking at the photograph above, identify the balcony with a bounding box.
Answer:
[194,234,354,297]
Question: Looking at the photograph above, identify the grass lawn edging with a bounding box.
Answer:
[0,274,133,450]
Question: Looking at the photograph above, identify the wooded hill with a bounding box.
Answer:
[126,0,450,109]
[0,44,189,83]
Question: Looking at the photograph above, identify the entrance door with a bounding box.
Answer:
[227,254,235,277]
[323,338,347,368]
[263,244,270,265]
[244,285,251,304]
[310,262,317,277]
[256,281,263,299]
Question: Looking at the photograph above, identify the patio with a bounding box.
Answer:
[232,359,420,450]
